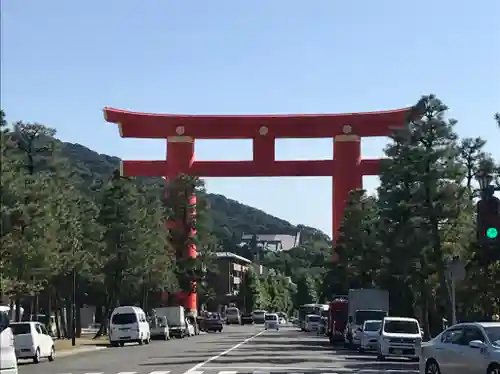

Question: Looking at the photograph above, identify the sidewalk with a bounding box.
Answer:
[54,335,109,357]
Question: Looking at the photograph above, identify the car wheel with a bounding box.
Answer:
[138,338,144,345]
[425,359,441,374]
[33,348,41,364]
[110,341,119,347]
[487,363,500,374]
[145,335,150,344]
[120,342,125,347]
[48,346,56,361]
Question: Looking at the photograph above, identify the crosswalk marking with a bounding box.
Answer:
[57,369,418,374]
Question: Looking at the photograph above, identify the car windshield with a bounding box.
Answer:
[111,313,137,325]
[10,323,31,335]
[253,311,265,316]
[226,309,239,315]
[364,321,382,331]
[265,314,277,321]
[355,310,387,325]
[383,320,419,334]
[485,326,500,347]
[308,315,320,323]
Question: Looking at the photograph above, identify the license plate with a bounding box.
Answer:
[393,349,402,355]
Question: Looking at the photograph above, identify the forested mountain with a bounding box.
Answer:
[59,139,330,251]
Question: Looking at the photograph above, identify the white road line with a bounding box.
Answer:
[183,329,266,373]
[149,371,171,374]
[116,372,137,374]
[218,371,238,374]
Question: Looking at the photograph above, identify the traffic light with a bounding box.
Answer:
[477,196,500,262]
[477,196,500,243]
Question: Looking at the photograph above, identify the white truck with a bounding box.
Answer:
[344,289,389,349]
[155,307,186,338]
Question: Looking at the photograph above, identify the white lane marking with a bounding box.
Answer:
[150,372,171,374]
[218,371,238,374]
[184,329,266,373]
[116,372,137,374]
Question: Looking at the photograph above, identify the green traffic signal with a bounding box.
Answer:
[486,227,498,239]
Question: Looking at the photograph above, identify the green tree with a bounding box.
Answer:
[240,268,260,312]
[294,274,317,308]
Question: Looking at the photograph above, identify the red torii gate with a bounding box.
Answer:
[104,107,413,312]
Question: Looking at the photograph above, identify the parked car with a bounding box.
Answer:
[420,321,500,374]
[185,318,196,337]
[0,310,17,374]
[149,316,170,340]
[109,306,151,346]
[10,322,55,364]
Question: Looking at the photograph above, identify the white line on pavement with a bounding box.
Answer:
[218,371,238,374]
[184,329,266,373]
[149,371,172,374]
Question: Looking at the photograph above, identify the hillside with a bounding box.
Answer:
[59,141,331,250]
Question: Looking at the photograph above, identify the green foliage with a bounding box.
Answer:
[323,95,499,337]
[295,274,317,307]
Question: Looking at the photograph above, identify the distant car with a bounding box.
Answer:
[149,316,170,340]
[359,320,382,352]
[265,313,279,331]
[241,314,253,325]
[305,314,321,332]
[10,322,55,363]
[252,310,267,324]
[420,321,500,374]
[204,314,223,332]
[185,319,196,336]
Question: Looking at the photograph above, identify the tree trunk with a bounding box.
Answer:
[93,295,114,339]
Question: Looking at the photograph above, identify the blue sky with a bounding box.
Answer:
[2,1,499,236]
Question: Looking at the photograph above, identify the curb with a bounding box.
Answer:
[57,346,107,358]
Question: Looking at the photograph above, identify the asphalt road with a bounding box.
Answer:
[17,325,419,374]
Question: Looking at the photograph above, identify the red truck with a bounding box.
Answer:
[327,296,348,344]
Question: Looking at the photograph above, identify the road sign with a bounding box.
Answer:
[446,259,466,282]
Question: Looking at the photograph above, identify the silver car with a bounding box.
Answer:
[420,321,500,374]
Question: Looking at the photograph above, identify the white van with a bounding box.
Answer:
[264,313,279,331]
[226,307,241,325]
[377,316,421,361]
[0,311,18,374]
[109,306,150,347]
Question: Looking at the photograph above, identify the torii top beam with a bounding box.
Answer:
[103,107,414,139]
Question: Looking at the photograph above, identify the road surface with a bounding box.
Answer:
[17,325,419,374]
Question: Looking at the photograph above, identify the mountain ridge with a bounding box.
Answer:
[58,139,331,245]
